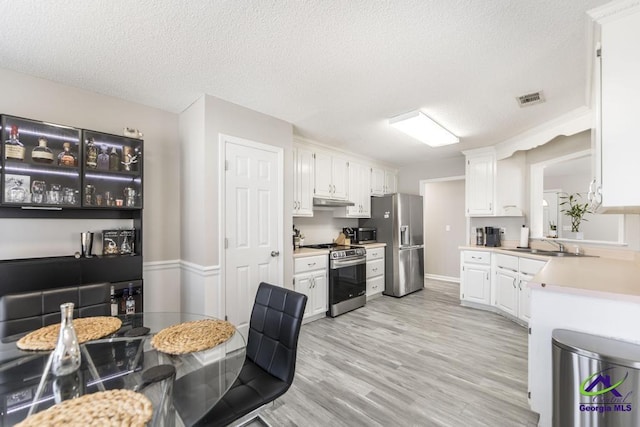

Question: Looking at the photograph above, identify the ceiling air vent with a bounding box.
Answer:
[516,91,545,107]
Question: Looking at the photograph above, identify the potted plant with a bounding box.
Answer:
[559,192,592,239]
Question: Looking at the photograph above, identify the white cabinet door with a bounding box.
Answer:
[371,167,385,196]
[367,275,384,296]
[332,157,349,200]
[293,147,314,216]
[294,273,313,318]
[461,264,490,304]
[314,151,333,198]
[360,164,371,217]
[310,271,327,315]
[384,170,397,194]
[466,153,495,216]
[346,161,361,216]
[599,10,640,208]
[518,273,533,323]
[495,268,518,317]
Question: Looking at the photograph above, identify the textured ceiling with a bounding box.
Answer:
[0,0,608,166]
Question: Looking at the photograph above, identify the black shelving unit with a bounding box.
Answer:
[0,114,144,304]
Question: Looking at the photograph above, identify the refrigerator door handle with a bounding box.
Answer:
[400,225,409,246]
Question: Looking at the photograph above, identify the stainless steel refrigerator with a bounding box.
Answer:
[360,193,424,297]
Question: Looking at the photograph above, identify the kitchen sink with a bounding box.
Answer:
[502,248,597,257]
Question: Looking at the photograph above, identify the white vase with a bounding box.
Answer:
[575,231,584,240]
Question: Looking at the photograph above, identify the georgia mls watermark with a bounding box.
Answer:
[578,367,633,413]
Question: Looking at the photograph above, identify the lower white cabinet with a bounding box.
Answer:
[294,255,328,322]
[460,250,491,305]
[366,247,385,297]
[517,258,546,322]
[494,255,519,317]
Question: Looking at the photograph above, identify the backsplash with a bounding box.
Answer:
[294,210,358,245]
[470,217,527,245]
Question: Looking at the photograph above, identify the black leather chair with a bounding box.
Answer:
[174,282,307,427]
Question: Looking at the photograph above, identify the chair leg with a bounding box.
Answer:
[227,402,274,427]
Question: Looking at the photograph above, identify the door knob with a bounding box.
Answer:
[271,251,280,257]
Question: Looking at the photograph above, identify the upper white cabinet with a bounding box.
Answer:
[464,148,525,217]
[371,167,397,196]
[314,151,348,200]
[336,161,371,218]
[593,6,640,211]
[293,145,314,217]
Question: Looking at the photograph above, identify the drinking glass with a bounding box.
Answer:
[31,180,46,204]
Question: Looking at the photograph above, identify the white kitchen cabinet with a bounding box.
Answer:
[336,161,371,218]
[294,254,328,323]
[517,258,546,323]
[384,170,397,194]
[464,148,525,217]
[293,146,314,217]
[365,247,385,298]
[494,257,518,317]
[314,151,348,200]
[593,7,640,211]
[460,250,491,305]
[370,167,385,196]
[465,152,495,216]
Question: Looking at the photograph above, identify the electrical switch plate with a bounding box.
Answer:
[445,225,451,232]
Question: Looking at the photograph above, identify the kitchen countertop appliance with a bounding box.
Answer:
[484,227,501,247]
[302,243,367,317]
[342,227,377,244]
[360,193,424,297]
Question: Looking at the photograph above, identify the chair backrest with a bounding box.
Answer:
[245,282,307,384]
[0,282,111,339]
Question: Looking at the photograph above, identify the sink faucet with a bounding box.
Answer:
[542,239,565,252]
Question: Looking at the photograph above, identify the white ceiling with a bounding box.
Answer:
[0,0,608,166]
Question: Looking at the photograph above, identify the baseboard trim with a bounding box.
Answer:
[425,273,460,283]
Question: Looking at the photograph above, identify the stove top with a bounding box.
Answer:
[303,243,366,259]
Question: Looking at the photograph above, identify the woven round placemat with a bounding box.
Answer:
[151,319,235,355]
[17,317,123,351]
[15,389,152,427]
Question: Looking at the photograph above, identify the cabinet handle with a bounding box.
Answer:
[518,280,522,290]
[486,272,489,280]
[372,268,378,272]
[308,262,316,267]
[489,202,492,211]
[512,278,517,289]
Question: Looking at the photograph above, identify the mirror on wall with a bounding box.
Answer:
[531,150,624,243]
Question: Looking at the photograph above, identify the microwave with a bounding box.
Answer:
[344,227,377,244]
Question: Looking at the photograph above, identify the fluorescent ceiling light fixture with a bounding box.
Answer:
[389,111,459,147]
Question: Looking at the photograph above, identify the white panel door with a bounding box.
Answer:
[466,154,495,215]
[331,157,349,200]
[310,270,327,315]
[461,265,489,304]
[495,269,518,317]
[518,273,533,322]
[314,151,333,198]
[296,147,314,216]
[225,139,281,339]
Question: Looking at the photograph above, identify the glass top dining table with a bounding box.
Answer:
[0,312,246,426]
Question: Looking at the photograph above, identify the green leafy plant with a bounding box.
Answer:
[559,192,592,233]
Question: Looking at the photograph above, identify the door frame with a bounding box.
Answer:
[219,133,284,320]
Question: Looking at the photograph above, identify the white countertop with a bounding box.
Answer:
[292,247,330,258]
[459,245,551,261]
[358,242,387,249]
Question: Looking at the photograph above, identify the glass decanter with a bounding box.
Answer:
[51,302,81,376]
[32,137,54,163]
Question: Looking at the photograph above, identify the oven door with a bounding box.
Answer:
[329,257,366,305]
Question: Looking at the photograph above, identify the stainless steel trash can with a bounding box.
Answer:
[552,329,640,427]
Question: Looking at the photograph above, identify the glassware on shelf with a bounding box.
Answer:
[84,184,95,206]
[57,142,77,167]
[97,144,109,170]
[121,145,138,172]
[109,147,120,171]
[32,137,54,164]
[8,178,27,203]
[48,183,62,204]
[4,124,25,161]
[51,302,81,377]
[31,180,46,204]
[124,187,137,207]
[63,187,76,205]
[85,137,98,169]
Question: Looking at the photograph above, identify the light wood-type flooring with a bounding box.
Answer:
[256,279,539,427]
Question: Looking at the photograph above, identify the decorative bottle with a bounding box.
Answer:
[4,125,24,161]
[109,147,120,171]
[32,137,54,163]
[57,142,77,167]
[51,303,81,376]
[97,144,109,170]
[126,283,135,315]
[110,285,118,316]
[85,137,98,169]
[120,287,128,313]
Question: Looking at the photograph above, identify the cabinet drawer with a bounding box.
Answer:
[367,275,385,296]
[495,254,518,272]
[519,258,546,276]
[294,255,327,274]
[366,248,384,261]
[366,259,384,278]
[462,251,490,265]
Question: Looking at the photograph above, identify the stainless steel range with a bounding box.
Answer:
[303,244,367,317]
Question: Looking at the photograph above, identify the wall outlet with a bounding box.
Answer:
[500,227,506,234]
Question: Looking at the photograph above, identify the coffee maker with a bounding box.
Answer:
[484,227,501,247]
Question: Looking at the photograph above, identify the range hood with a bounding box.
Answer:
[313,197,355,207]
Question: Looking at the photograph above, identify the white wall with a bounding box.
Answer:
[398,156,465,194]
[293,210,357,245]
